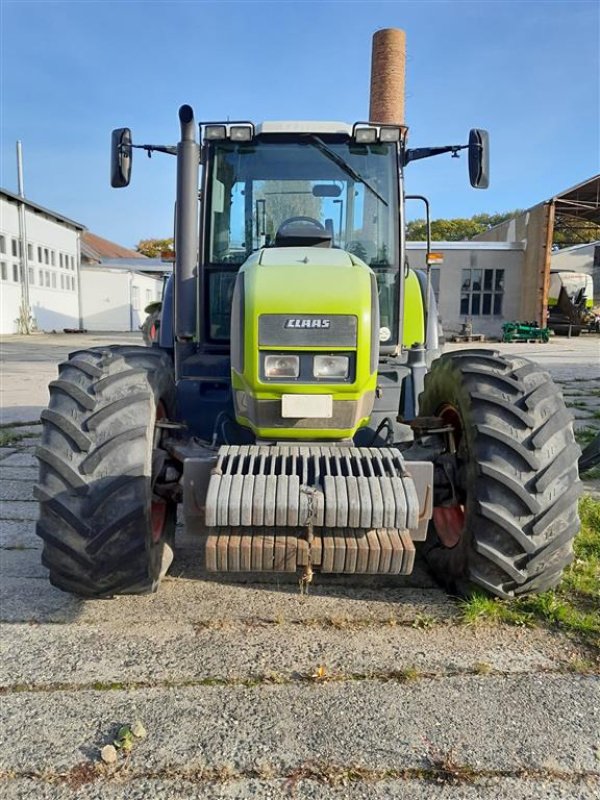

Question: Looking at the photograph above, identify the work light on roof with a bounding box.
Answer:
[379,126,401,143]
[355,127,378,144]
[204,125,227,140]
[230,125,253,142]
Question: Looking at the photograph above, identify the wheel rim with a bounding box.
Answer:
[433,402,466,549]
[151,401,168,544]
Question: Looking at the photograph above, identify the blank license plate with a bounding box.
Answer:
[281,394,333,419]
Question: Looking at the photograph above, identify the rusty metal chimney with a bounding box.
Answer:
[369,28,406,125]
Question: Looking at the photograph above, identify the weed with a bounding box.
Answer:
[575,427,598,446]
[459,594,533,628]
[566,657,597,674]
[411,613,438,630]
[396,665,421,682]
[0,428,39,447]
[473,661,492,675]
[0,429,22,447]
[422,739,479,785]
[61,761,101,788]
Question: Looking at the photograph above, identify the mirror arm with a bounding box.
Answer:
[130,143,178,157]
[404,143,468,165]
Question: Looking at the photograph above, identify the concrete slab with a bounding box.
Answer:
[0,574,457,626]
[0,519,38,549]
[0,452,38,468]
[0,480,35,501]
[0,676,598,773]
[0,465,38,481]
[3,776,600,800]
[2,777,599,800]
[0,501,38,520]
[0,622,583,689]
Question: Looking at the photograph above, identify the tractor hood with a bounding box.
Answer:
[230,247,379,440]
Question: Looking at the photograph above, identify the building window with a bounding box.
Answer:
[59,253,63,268]
[37,246,42,262]
[71,255,75,269]
[460,268,504,316]
[44,248,49,265]
[0,235,5,254]
[13,264,19,282]
[27,244,33,261]
[45,271,50,287]
[50,250,55,266]
[11,239,18,257]
[0,262,6,280]
[29,268,34,284]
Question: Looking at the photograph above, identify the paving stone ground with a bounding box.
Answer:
[0,333,599,799]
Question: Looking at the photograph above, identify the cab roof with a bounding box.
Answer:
[255,121,353,136]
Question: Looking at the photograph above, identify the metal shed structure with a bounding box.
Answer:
[472,175,600,326]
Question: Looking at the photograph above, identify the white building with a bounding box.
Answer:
[1,191,164,334]
[406,241,525,338]
[0,189,83,334]
[79,232,164,331]
[80,265,163,331]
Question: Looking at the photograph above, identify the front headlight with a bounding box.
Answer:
[313,355,349,379]
[264,354,300,378]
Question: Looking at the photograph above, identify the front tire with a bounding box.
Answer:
[35,346,176,598]
[419,349,581,598]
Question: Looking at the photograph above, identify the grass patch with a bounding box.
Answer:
[0,429,23,447]
[581,465,600,480]
[0,428,40,447]
[460,496,600,649]
[575,427,598,447]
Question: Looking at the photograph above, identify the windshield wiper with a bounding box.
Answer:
[303,135,388,207]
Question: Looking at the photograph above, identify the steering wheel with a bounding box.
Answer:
[276,216,327,238]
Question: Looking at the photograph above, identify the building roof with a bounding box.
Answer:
[82,257,172,273]
[553,175,600,245]
[81,231,146,262]
[406,240,524,251]
[1,188,85,231]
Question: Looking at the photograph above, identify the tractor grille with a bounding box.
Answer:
[259,314,357,347]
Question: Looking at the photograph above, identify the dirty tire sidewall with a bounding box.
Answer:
[418,349,581,599]
[36,345,176,598]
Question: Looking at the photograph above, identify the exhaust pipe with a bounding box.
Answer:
[175,104,199,341]
[369,28,406,125]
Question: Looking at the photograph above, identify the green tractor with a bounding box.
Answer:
[35,108,580,600]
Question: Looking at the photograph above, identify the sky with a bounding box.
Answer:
[1,0,598,248]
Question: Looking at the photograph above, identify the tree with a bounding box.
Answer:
[136,238,174,258]
[405,211,523,241]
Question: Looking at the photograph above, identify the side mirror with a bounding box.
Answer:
[468,128,489,189]
[111,128,132,188]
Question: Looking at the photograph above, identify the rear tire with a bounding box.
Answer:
[35,345,176,598]
[418,349,581,599]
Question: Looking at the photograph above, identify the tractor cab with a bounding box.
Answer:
[201,122,404,350]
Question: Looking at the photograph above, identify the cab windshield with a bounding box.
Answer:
[204,136,401,344]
